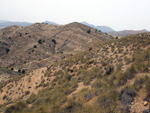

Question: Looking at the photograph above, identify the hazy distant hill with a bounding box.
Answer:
[0,20,58,28]
[0,21,32,28]
[43,21,58,25]
[109,29,149,37]
[81,21,149,37]
[81,21,115,33]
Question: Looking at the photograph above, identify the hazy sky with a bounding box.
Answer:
[0,0,150,31]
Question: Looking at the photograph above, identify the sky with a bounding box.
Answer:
[0,0,150,31]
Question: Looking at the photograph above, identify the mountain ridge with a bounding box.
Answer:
[0,22,112,82]
[0,20,148,37]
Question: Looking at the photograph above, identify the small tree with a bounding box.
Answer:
[87,29,91,34]
[18,69,21,73]
[38,39,43,44]
[22,69,25,74]
[52,39,57,44]
[5,48,10,54]
[33,45,37,48]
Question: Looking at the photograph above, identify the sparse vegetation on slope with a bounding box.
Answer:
[0,22,112,82]
[0,33,150,113]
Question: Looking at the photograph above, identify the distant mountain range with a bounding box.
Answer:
[81,21,115,33]
[0,20,148,36]
[81,21,149,37]
[0,20,58,28]
[0,21,32,28]
[108,29,148,37]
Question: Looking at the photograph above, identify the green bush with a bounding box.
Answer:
[26,93,36,104]
[5,101,27,113]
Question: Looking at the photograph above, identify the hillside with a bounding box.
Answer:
[0,22,113,82]
[0,32,150,113]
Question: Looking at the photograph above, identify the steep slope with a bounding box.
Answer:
[0,32,150,113]
[0,22,113,81]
